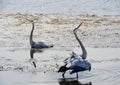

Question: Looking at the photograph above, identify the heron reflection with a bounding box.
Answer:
[29,48,43,68]
[58,78,92,85]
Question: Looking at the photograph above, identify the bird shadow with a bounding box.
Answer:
[58,78,92,85]
[29,48,43,68]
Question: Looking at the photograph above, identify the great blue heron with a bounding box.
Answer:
[63,22,87,64]
[58,22,91,79]
[29,20,54,49]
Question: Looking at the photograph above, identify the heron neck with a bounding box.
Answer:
[74,32,87,59]
[30,22,34,46]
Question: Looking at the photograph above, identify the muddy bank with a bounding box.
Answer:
[0,13,120,48]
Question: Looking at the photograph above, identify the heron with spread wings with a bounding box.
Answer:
[58,22,91,78]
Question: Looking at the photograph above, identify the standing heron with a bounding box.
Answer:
[58,22,91,78]
[29,20,54,49]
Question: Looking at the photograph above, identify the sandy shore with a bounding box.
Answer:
[0,13,120,85]
[0,13,120,48]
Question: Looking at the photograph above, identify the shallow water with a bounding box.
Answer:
[0,0,120,15]
[0,47,120,85]
[0,71,92,85]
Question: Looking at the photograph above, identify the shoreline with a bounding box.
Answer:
[0,13,120,48]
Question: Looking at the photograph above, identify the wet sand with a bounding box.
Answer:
[0,13,120,85]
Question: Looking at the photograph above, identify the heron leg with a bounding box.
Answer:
[76,72,78,79]
[33,61,36,68]
[62,71,66,78]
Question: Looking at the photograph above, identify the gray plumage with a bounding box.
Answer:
[58,22,91,78]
